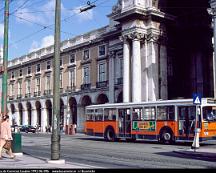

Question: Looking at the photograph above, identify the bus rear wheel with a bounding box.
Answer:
[105,128,115,142]
[160,129,174,144]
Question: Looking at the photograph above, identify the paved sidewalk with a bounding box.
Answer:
[174,147,216,158]
[0,152,100,169]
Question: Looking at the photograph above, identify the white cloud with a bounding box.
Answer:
[15,8,46,25]
[29,40,39,52]
[0,24,4,38]
[29,35,54,52]
[41,35,54,48]
[15,0,67,26]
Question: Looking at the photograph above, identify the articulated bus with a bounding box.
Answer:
[84,98,216,144]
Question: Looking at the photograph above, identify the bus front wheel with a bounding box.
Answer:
[159,129,174,144]
[105,128,115,142]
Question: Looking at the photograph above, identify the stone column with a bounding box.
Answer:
[147,33,159,101]
[31,108,37,127]
[41,107,48,132]
[22,109,28,125]
[141,38,148,101]
[123,36,131,102]
[131,33,142,102]
[77,104,84,133]
[109,51,115,103]
[14,110,20,126]
[159,42,168,100]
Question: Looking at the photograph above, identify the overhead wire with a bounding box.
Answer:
[9,9,81,47]
[7,0,113,49]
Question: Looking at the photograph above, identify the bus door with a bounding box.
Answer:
[118,108,131,138]
[178,106,196,139]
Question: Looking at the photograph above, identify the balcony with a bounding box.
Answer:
[9,95,14,100]
[25,93,31,98]
[81,83,91,90]
[66,85,76,92]
[34,91,41,97]
[17,94,22,99]
[96,81,108,88]
[60,88,63,94]
[44,90,51,96]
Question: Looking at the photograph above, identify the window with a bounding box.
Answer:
[69,54,76,64]
[60,59,63,67]
[11,71,14,79]
[157,106,175,120]
[99,45,106,57]
[45,75,51,90]
[19,69,22,77]
[178,106,196,135]
[132,108,143,120]
[86,109,95,121]
[36,64,40,73]
[119,58,123,78]
[178,106,196,120]
[60,72,63,88]
[203,106,216,122]
[143,107,156,120]
[83,49,89,60]
[104,108,117,121]
[83,66,90,84]
[98,63,106,82]
[95,109,103,121]
[69,68,76,87]
[18,80,22,95]
[47,61,51,70]
[27,66,31,75]
[26,79,31,94]
[10,83,14,96]
[35,77,40,92]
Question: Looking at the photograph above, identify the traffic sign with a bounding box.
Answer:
[193,93,202,105]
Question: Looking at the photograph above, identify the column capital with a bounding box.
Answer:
[109,50,116,58]
[208,0,216,17]
[128,32,145,41]
[119,35,129,42]
[146,32,160,42]
[208,8,216,17]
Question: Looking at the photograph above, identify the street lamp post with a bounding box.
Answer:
[208,0,216,98]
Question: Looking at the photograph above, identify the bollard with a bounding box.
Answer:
[191,128,201,151]
[11,132,22,155]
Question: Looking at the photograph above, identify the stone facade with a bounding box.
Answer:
[0,0,214,133]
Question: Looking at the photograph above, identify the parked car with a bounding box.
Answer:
[20,125,36,133]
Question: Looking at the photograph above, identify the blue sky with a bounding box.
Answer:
[0,0,117,60]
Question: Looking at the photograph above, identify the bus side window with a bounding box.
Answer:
[104,115,108,120]
[112,115,116,120]
[95,114,102,121]
[143,107,155,120]
[132,112,138,120]
[87,114,94,121]
[157,106,175,120]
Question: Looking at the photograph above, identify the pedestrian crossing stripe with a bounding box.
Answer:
[194,96,201,104]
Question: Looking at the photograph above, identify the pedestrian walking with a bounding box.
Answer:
[0,115,15,159]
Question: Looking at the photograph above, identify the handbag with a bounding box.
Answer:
[3,140,12,150]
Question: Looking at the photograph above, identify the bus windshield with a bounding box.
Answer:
[203,106,216,121]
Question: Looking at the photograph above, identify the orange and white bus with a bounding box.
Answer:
[84,98,216,144]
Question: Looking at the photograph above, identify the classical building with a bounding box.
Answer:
[0,0,215,133]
